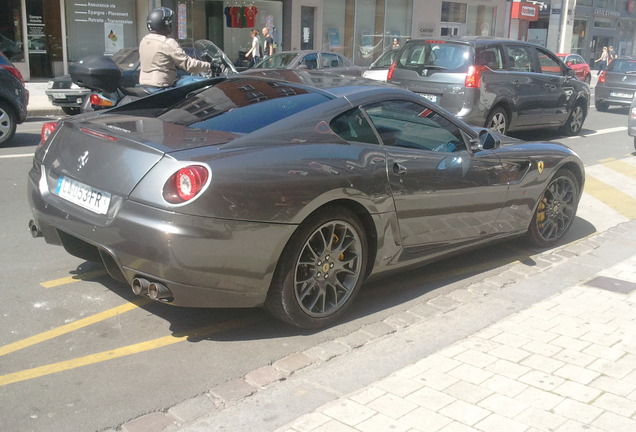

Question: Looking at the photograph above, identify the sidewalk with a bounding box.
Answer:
[25,81,63,117]
[111,220,636,432]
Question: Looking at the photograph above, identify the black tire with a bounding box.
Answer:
[264,207,368,329]
[485,106,509,135]
[0,100,17,146]
[633,136,636,152]
[526,169,579,248]
[62,106,80,115]
[560,103,585,136]
[595,100,609,112]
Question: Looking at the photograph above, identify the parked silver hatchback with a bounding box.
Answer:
[387,37,590,136]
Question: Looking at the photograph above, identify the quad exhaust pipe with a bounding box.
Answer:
[131,277,173,301]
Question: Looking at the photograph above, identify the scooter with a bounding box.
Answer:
[70,39,237,112]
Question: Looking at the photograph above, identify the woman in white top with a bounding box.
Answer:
[595,46,608,76]
[246,29,261,68]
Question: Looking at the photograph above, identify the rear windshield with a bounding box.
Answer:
[609,59,636,73]
[396,41,472,74]
[157,79,331,134]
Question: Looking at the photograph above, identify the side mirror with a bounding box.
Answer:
[477,129,500,150]
[565,68,575,79]
[566,61,573,67]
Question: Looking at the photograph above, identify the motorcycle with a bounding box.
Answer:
[70,39,237,112]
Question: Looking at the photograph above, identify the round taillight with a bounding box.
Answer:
[163,165,209,204]
[41,122,58,143]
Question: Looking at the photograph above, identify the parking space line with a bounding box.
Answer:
[40,269,109,288]
[0,299,151,358]
[0,153,34,159]
[603,160,636,180]
[0,315,263,387]
[584,176,636,219]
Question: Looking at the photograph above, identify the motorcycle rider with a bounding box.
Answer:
[139,7,211,92]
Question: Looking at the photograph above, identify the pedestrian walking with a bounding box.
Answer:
[262,27,274,58]
[595,46,608,76]
[608,45,617,65]
[246,29,261,67]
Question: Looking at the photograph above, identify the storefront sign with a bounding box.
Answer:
[27,14,46,54]
[418,23,436,37]
[511,3,539,21]
[66,0,136,59]
[594,8,622,18]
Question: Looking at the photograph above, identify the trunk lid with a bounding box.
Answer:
[42,115,239,197]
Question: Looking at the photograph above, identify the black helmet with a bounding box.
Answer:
[146,7,174,34]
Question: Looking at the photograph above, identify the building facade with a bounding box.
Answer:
[5,0,633,81]
[522,0,636,64]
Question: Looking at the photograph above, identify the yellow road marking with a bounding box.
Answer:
[603,160,636,180]
[0,315,263,387]
[0,298,151,357]
[40,269,109,288]
[584,176,636,219]
[598,157,616,163]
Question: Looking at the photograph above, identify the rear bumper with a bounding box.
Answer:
[27,165,296,308]
[594,86,634,106]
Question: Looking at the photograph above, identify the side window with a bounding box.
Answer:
[476,46,504,70]
[322,53,342,68]
[536,48,563,76]
[330,108,379,145]
[300,53,318,69]
[362,100,466,152]
[504,45,536,72]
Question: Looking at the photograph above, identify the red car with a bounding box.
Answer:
[556,53,591,83]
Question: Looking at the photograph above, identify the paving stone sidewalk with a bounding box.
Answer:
[276,252,636,432]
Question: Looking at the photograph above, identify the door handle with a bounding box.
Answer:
[393,163,407,174]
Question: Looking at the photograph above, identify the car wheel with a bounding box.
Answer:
[62,107,80,115]
[0,100,17,146]
[634,136,636,152]
[560,103,585,136]
[595,100,609,112]
[526,169,579,248]
[485,107,509,135]
[264,206,368,329]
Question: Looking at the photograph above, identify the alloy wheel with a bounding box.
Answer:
[293,220,363,318]
[535,175,577,242]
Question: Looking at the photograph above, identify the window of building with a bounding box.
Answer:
[323,0,412,66]
[441,1,497,37]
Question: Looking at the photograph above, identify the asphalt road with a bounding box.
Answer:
[0,105,634,432]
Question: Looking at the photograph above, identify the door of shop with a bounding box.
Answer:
[25,0,62,78]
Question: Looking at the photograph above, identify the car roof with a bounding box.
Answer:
[406,36,543,47]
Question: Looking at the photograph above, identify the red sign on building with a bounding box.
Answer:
[511,2,540,21]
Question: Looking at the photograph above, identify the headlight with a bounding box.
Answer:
[47,80,54,89]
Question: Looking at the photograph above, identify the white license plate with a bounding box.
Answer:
[420,93,438,103]
[610,91,633,98]
[52,93,67,99]
[55,176,111,215]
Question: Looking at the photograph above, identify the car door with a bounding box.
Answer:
[502,44,545,127]
[533,47,573,125]
[361,99,510,250]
